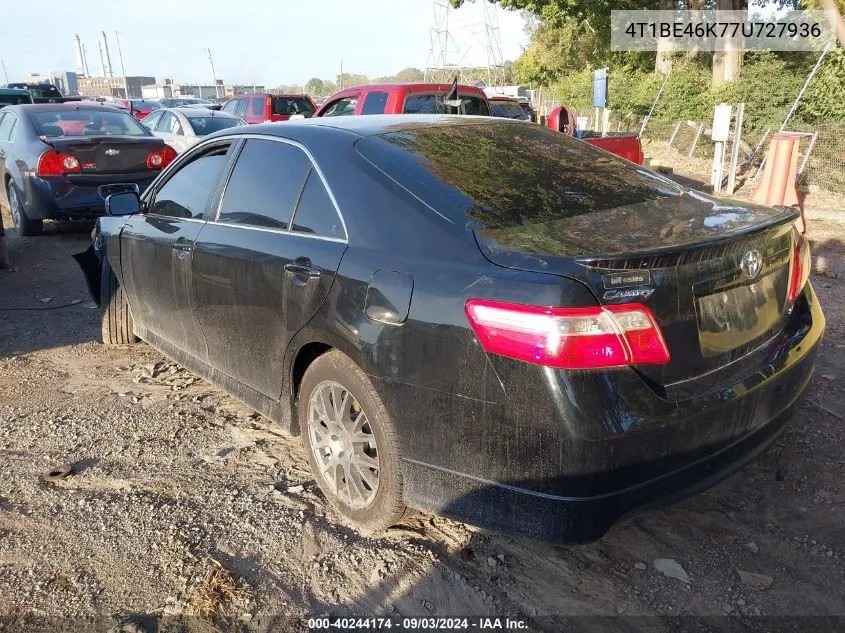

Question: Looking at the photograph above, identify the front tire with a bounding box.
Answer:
[299,350,407,534]
[7,182,43,237]
[100,257,138,345]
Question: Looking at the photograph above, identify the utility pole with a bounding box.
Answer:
[207,48,220,99]
[114,30,129,98]
[0,59,8,83]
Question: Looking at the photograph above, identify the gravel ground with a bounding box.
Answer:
[0,204,843,632]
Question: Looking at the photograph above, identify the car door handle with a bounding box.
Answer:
[284,259,321,279]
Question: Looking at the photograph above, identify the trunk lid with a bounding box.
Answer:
[474,192,799,399]
[46,136,165,174]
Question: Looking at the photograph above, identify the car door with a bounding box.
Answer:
[190,137,347,398]
[120,139,236,362]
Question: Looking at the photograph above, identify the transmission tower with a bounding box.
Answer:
[424,1,466,83]
[482,1,506,89]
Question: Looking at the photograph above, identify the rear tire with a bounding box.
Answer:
[7,182,43,237]
[100,257,138,345]
[299,350,407,534]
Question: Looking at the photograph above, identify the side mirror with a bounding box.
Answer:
[105,191,141,216]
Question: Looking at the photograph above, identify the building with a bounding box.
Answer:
[141,82,267,101]
[77,75,156,99]
[23,71,79,95]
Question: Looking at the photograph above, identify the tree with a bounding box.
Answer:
[393,67,425,82]
[304,77,326,95]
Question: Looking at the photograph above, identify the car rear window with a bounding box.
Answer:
[131,100,161,110]
[187,116,242,135]
[402,94,490,116]
[271,97,315,117]
[0,94,31,106]
[356,122,682,254]
[490,101,528,120]
[31,110,150,137]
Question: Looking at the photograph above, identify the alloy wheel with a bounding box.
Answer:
[307,380,380,509]
[8,186,21,229]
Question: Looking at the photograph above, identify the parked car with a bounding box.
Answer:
[221,93,316,124]
[141,108,244,153]
[2,82,81,103]
[313,82,490,117]
[0,104,174,235]
[0,87,34,107]
[515,96,538,122]
[126,99,162,120]
[488,96,532,121]
[547,105,644,164]
[75,115,823,544]
[160,97,221,111]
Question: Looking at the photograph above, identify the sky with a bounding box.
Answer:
[0,0,529,87]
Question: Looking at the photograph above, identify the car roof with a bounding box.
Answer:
[329,82,486,96]
[10,103,127,113]
[210,114,508,142]
[170,107,239,117]
[233,93,310,98]
[488,95,520,102]
[0,87,31,95]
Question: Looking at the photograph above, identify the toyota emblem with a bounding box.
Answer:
[740,249,763,279]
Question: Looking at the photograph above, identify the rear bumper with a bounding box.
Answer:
[393,282,824,544]
[22,172,157,220]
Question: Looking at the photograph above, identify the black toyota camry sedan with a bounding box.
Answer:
[75,115,824,544]
[0,103,174,235]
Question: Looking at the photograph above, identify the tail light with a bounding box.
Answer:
[788,234,811,303]
[37,150,82,176]
[465,299,670,369]
[266,95,272,119]
[146,146,177,170]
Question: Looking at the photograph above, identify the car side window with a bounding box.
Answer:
[234,99,248,117]
[158,112,174,133]
[142,110,164,130]
[221,100,237,114]
[251,96,265,117]
[217,139,311,229]
[290,169,345,239]
[167,114,184,136]
[0,113,15,142]
[320,97,358,117]
[360,91,388,115]
[150,147,231,219]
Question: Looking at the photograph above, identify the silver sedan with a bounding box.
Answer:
[140,107,245,153]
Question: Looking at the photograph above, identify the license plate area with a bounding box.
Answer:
[695,267,788,358]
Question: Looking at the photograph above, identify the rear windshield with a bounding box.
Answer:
[0,94,31,106]
[402,94,490,116]
[187,115,242,135]
[356,122,683,254]
[8,84,61,98]
[272,96,314,116]
[490,101,529,120]
[31,110,150,137]
[131,100,161,110]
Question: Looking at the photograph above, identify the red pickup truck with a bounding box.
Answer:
[313,83,643,164]
[546,106,644,165]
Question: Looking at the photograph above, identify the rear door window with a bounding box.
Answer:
[150,147,231,219]
[251,96,266,117]
[0,113,16,141]
[290,169,345,239]
[360,91,388,115]
[142,110,164,130]
[403,93,490,116]
[217,139,311,229]
[221,100,238,114]
[234,99,248,118]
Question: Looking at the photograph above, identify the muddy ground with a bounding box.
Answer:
[0,200,843,632]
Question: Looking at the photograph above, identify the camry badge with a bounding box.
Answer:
[105,148,120,156]
[740,249,763,280]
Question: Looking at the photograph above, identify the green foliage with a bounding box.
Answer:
[800,49,845,122]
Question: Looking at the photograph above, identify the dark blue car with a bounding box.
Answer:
[0,103,174,235]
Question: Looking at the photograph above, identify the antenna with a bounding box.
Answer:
[1,59,8,83]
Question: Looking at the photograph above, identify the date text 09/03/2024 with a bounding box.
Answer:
[307,617,530,630]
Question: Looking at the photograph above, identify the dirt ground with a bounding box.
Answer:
[0,197,843,632]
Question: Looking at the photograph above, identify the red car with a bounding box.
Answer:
[121,99,162,120]
[221,93,316,124]
[313,82,490,117]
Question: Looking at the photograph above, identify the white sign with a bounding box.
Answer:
[712,104,732,142]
